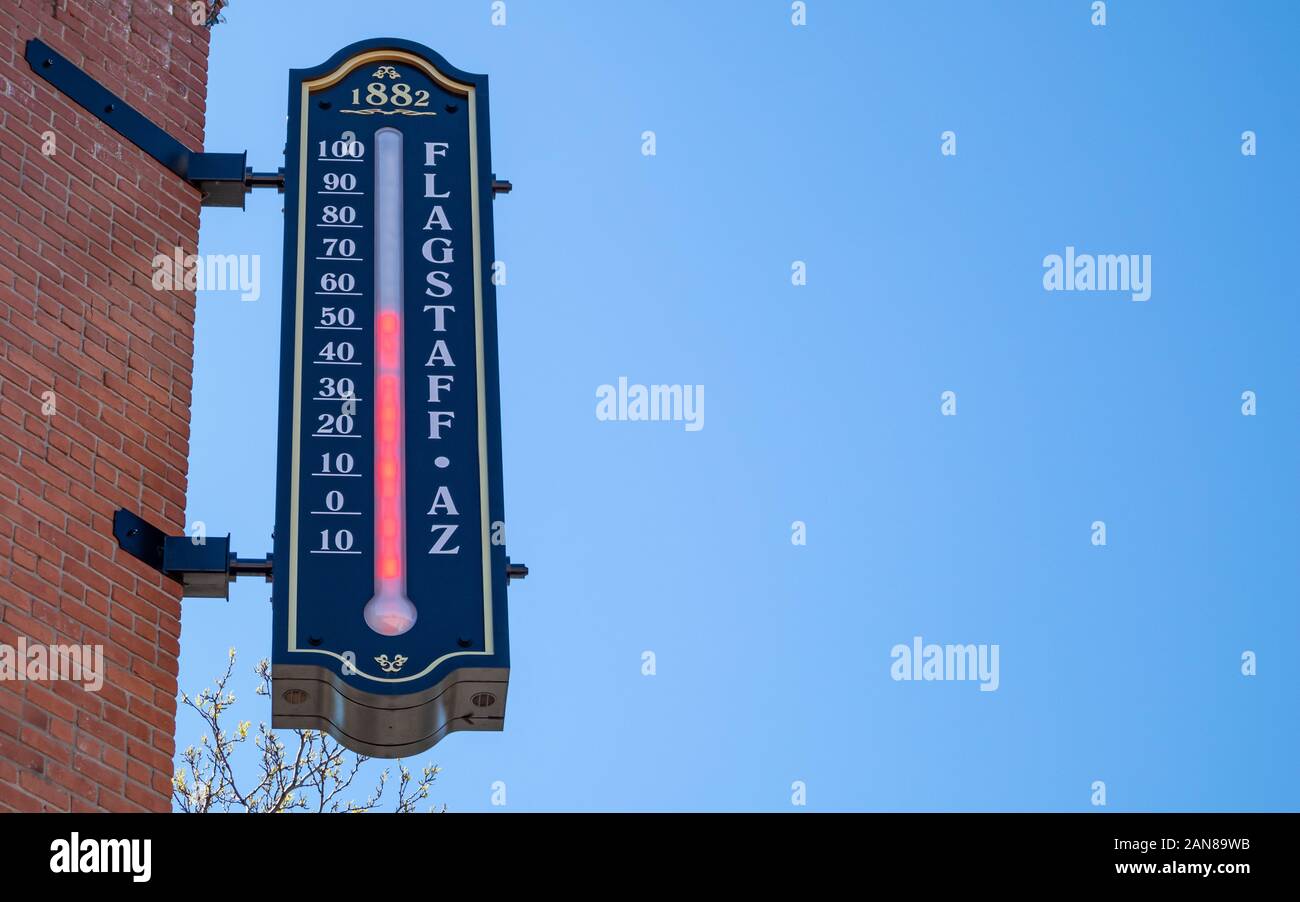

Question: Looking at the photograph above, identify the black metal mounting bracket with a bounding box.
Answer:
[113,509,272,600]
[25,39,282,209]
[506,559,528,583]
[26,39,509,209]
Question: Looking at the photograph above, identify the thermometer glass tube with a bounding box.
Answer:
[363,127,418,637]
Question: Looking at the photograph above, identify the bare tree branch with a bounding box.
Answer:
[173,650,443,813]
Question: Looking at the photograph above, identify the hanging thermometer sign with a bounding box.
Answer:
[271,39,513,757]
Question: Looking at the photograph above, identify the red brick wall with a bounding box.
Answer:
[0,0,210,811]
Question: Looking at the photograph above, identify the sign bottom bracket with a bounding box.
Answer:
[112,508,272,600]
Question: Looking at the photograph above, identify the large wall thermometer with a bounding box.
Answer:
[271,38,515,757]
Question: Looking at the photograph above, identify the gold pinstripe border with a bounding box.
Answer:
[287,50,492,683]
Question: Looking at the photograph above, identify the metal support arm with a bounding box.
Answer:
[113,509,271,600]
[26,39,279,208]
[27,39,509,209]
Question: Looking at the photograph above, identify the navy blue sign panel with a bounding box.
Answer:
[271,39,511,757]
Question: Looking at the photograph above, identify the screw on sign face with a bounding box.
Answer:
[270,39,518,758]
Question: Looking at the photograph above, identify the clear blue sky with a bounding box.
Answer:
[177,1,1300,811]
